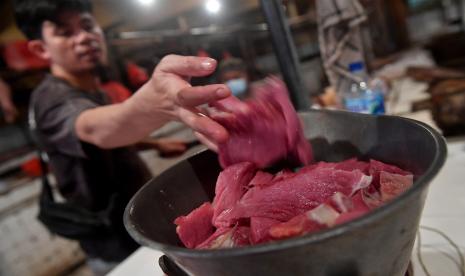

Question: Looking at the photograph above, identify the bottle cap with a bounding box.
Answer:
[349,62,364,73]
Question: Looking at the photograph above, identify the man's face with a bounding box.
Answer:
[38,11,107,74]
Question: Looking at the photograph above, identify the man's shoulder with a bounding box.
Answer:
[31,75,87,115]
[32,75,73,103]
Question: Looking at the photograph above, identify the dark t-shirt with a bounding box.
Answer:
[31,74,152,261]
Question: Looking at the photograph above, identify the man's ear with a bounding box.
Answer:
[28,40,51,61]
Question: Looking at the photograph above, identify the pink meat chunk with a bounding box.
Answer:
[335,210,369,225]
[380,172,414,202]
[249,171,274,188]
[217,168,372,225]
[212,162,256,228]
[174,156,415,249]
[250,217,281,244]
[369,159,411,187]
[326,192,354,213]
[197,226,251,249]
[334,191,371,225]
[299,158,369,174]
[269,204,340,239]
[361,185,384,208]
[271,168,296,183]
[335,158,370,174]
[174,202,215,249]
[211,77,312,169]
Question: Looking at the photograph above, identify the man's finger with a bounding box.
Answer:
[177,85,231,107]
[156,55,217,77]
[178,108,228,143]
[209,95,249,114]
[194,131,219,152]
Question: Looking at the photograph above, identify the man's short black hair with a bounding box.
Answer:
[14,0,93,40]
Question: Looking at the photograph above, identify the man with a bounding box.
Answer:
[14,0,230,272]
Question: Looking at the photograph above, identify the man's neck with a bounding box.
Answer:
[51,65,100,92]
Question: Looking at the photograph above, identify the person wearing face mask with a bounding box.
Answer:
[218,58,250,99]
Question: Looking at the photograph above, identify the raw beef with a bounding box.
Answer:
[271,168,295,183]
[212,162,256,228]
[197,226,251,249]
[216,168,372,225]
[211,77,312,169]
[174,202,215,249]
[369,159,411,187]
[249,171,274,188]
[250,217,280,244]
[174,77,415,249]
[299,158,369,174]
[379,172,414,202]
[269,204,340,239]
[174,158,414,249]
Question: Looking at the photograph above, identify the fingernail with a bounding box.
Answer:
[216,88,230,97]
[201,58,215,70]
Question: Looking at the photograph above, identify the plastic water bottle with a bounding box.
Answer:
[342,62,385,115]
[365,79,386,115]
[343,62,370,113]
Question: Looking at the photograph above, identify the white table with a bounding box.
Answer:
[109,139,465,276]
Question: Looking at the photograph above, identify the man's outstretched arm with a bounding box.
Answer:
[75,55,230,151]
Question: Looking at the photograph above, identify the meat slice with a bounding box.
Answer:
[212,162,256,227]
[299,158,369,174]
[211,77,312,169]
[269,204,340,239]
[335,209,369,225]
[197,226,251,249]
[335,190,371,225]
[174,202,215,249]
[249,171,274,188]
[254,77,313,166]
[326,192,354,213]
[369,159,412,187]
[271,168,296,183]
[334,158,370,174]
[218,168,372,224]
[379,172,414,202]
[361,186,383,208]
[250,217,280,244]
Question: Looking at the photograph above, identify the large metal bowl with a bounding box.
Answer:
[124,110,447,276]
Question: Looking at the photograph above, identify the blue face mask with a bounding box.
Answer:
[225,78,247,97]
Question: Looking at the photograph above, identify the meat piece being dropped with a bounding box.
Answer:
[217,168,372,225]
[174,202,215,249]
[212,162,256,227]
[211,77,312,169]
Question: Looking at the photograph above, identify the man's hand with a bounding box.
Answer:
[129,55,230,151]
[76,55,230,151]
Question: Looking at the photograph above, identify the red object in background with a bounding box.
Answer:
[100,81,132,104]
[2,40,49,71]
[126,62,149,89]
[21,157,43,177]
[197,49,210,57]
